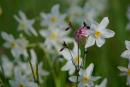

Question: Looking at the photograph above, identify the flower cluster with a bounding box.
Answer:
[60,17,115,87]
[0,1,113,87]
[118,40,130,85]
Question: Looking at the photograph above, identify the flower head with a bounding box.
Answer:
[67,6,84,24]
[40,4,66,28]
[95,79,107,87]
[14,11,37,36]
[69,63,101,87]
[40,26,72,52]
[121,40,130,60]
[118,62,130,85]
[85,17,115,48]
[61,41,82,75]
[17,49,49,84]
[75,24,90,42]
[1,32,28,58]
[9,68,38,87]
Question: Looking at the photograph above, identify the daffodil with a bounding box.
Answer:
[9,68,38,87]
[69,63,101,87]
[118,62,130,85]
[85,17,115,48]
[121,40,130,60]
[14,11,38,36]
[40,4,66,28]
[1,32,28,58]
[39,26,72,52]
[61,41,82,75]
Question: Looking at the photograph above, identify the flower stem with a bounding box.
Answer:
[28,57,36,82]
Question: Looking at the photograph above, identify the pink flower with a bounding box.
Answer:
[75,26,89,42]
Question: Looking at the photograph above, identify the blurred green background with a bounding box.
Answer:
[0,0,130,87]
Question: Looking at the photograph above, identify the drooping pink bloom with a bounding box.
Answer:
[75,26,89,42]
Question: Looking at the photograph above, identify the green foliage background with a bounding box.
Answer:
[0,0,130,87]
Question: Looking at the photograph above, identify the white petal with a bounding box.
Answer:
[125,40,130,50]
[3,42,11,48]
[19,11,26,20]
[91,76,101,81]
[29,27,38,36]
[69,76,77,82]
[127,76,130,85]
[61,62,72,71]
[30,49,37,64]
[95,78,107,87]
[11,48,22,58]
[78,82,84,87]
[72,40,78,55]
[96,38,105,47]
[69,65,76,75]
[85,63,94,76]
[51,4,60,15]
[1,32,14,42]
[39,29,49,38]
[98,17,109,30]
[117,66,128,72]
[85,36,95,48]
[25,82,38,87]
[61,49,71,60]
[121,50,130,59]
[102,29,115,38]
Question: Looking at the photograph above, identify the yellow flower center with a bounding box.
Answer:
[19,84,24,87]
[128,69,130,76]
[73,56,81,65]
[49,32,58,40]
[82,76,89,84]
[95,31,102,38]
[50,16,57,23]
[74,13,81,17]
[11,42,17,48]
[19,22,28,30]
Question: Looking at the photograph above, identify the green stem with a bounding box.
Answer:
[28,57,36,82]
[44,51,60,87]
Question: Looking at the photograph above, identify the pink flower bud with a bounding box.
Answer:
[75,26,89,42]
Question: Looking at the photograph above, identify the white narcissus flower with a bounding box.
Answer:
[84,0,107,22]
[118,62,130,85]
[40,4,67,28]
[17,49,49,83]
[61,41,82,75]
[121,40,130,60]
[69,63,101,87]
[9,68,38,87]
[95,79,107,87]
[0,55,14,78]
[67,6,84,24]
[1,32,28,58]
[39,26,72,52]
[14,11,38,36]
[85,17,115,48]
